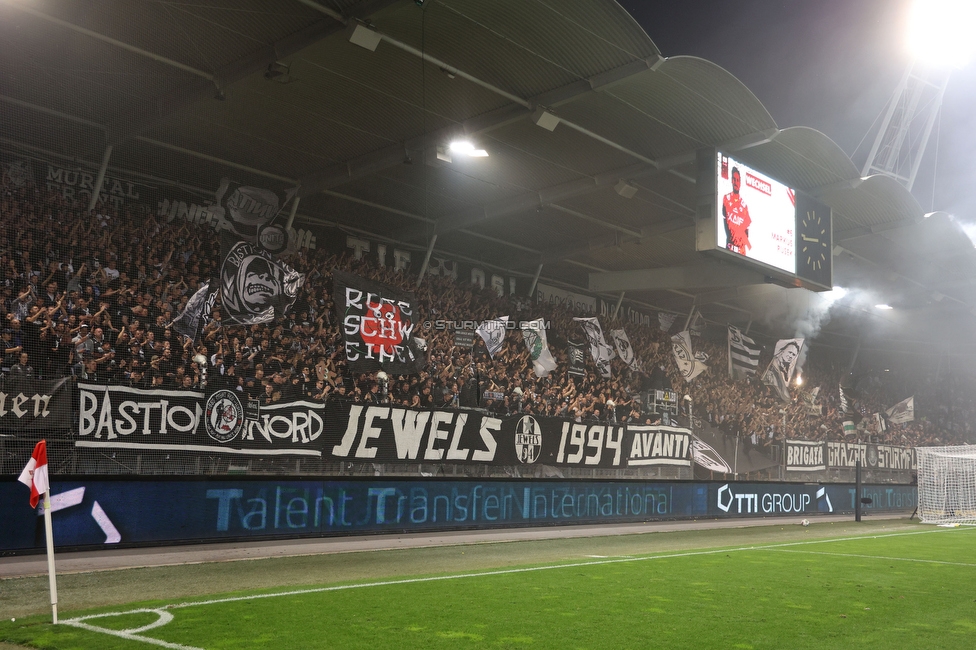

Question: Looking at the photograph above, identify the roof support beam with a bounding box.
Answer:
[398,128,777,244]
[297,54,664,198]
[588,262,768,293]
[103,0,401,144]
[7,3,213,81]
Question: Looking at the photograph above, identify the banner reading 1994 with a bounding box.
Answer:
[75,385,691,467]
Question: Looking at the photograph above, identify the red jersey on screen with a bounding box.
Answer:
[723,193,751,255]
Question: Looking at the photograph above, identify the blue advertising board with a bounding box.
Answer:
[0,478,917,554]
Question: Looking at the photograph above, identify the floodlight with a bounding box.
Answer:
[875,304,893,310]
[614,179,638,199]
[907,0,976,67]
[531,107,560,131]
[448,140,488,157]
[349,24,382,52]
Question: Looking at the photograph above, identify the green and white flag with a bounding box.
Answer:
[520,319,557,378]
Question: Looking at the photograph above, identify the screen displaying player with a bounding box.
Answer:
[715,152,795,273]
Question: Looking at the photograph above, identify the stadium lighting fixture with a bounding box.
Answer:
[448,140,489,157]
[875,304,894,310]
[907,0,976,67]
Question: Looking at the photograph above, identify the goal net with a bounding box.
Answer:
[916,445,976,525]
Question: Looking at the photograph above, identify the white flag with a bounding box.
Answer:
[574,316,615,378]
[608,329,641,372]
[671,330,707,382]
[886,396,914,424]
[658,312,677,332]
[727,325,760,379]
[476,316,509,359]
[762,338,803,402]
[520,319,557,378]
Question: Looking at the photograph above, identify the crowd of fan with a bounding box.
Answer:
[1,180,972,450]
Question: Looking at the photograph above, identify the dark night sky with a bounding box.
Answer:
[619,0,976,221]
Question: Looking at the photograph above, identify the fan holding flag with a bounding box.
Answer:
[18,440,59,624]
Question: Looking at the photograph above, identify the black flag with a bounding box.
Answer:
[333,270,426,374]
[219,232,304,325]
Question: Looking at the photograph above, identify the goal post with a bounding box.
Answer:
[916,445,976,525]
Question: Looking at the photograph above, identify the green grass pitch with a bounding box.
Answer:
[1,520,975,649]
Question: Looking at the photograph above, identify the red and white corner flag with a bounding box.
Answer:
[18,440,50,508]
[17,439,59,623]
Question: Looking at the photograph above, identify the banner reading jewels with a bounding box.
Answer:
[0,377,72,433]
[76,385,324,456]
[785,440,916,471]
[325,402,692,468]
[74,385,691,467]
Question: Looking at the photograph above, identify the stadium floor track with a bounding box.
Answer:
[1,512,908,579]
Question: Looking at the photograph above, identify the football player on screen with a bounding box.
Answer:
[723,167,752,255]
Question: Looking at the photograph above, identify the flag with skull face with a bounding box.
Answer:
[219,233,304,325]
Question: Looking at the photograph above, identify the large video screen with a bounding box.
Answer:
[714,152,795,274]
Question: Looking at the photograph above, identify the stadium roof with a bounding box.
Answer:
[2,0,975,355]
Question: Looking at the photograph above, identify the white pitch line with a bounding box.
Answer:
[768,548,976,568]
[61,526,967,648]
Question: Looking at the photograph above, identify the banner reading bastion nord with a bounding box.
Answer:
[75,384,692,468]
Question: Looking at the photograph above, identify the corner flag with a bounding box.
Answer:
[18,440,49,509]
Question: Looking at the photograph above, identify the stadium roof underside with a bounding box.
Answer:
[3,0,976,355]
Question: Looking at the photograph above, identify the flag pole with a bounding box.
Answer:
[42,488,59,624]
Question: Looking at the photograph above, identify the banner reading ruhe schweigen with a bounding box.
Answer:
[333,270,426,374]
[76,384,324,456]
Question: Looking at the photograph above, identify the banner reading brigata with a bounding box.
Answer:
[333,270,426,374]
[76,385,323,456]
[785,440,915,471]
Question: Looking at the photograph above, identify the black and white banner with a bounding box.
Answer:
[76,385,324,456]
[690,418,779,474]
[220,233,304,325]
[785,440,826,471]
[826,442,916,470]
[333,270,426,374]
[326,402,691,468]
[608,329,641,372]
[477,316,509,359]
[212,177,297,243]
[567,342,587,377]
[783,441,916,471]
[762,338,803,402]
[658,312,677,332]
[886,396,914,424]
[671,330,707,382]
[728,325,760,379]
[574,317,614,378]
[170,280,215,340]
[0,377,72,433]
